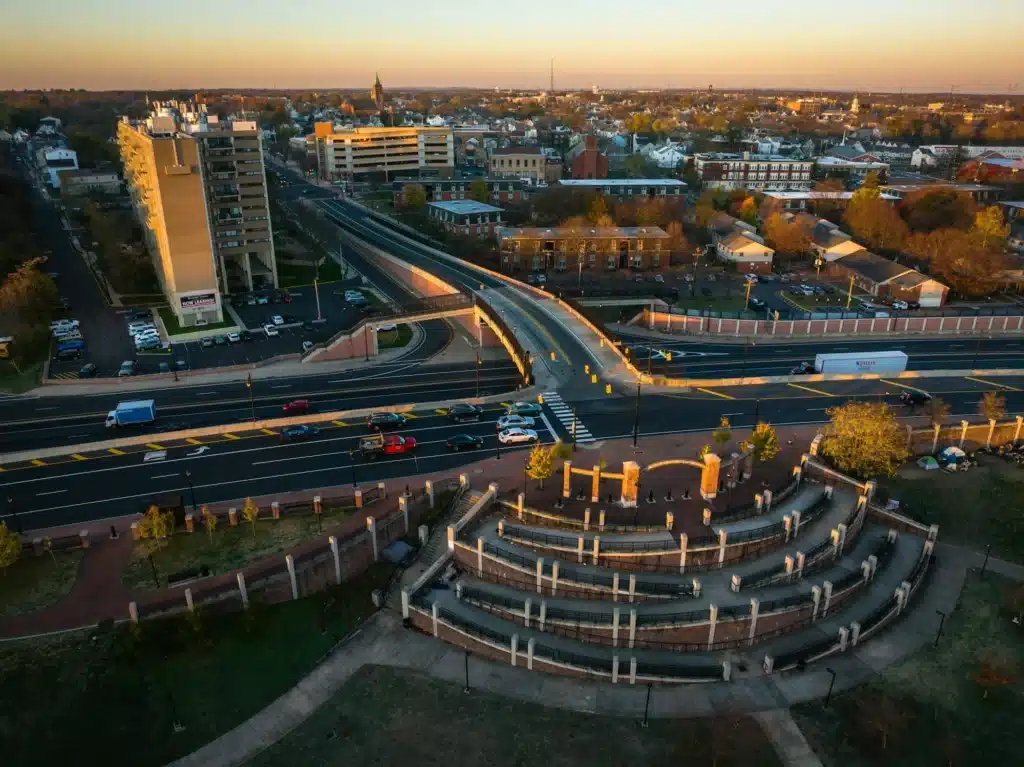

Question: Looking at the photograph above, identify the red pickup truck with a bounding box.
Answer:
[359,433,416,459]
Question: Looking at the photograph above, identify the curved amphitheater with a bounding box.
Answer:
[400,455,937,684]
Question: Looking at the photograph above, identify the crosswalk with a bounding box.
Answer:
[543,391,596,444]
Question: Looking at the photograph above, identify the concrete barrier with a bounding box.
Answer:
[645,366,1024,389]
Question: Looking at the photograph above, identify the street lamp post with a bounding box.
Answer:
[824,667,837,707]
[475,351,481,397]
[147,553,160,588]
[571,406,577,452]
[934,609,947,647]
[641,682,653,728]
[246,373,256,422]
[348,449,358,488]
[463,649,471,693]
[185,470,197,512]
[6,496,21,535]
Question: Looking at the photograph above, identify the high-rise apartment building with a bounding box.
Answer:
[313,123,454,182]
[117,102,277,326]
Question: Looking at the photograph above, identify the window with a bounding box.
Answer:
[589,252,597,266]
[606,255,616,269]
[653,253,661,267]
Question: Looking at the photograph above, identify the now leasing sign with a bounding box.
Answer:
[180,293,217,310]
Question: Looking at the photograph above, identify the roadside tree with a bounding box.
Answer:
[924,396,951,428]
[745,422,780,463]
[762,213,811,263]
[200,506,218,545]
[821,401,909,478]
[526,442,571,489]
[241,497,260,537]
[0,522,20,575]
[402,183,427,209]
[901,187,976,233]
[137,505,175,550]
[843,194,909,253]
[712,416,732,451]
[979,390,1007,423]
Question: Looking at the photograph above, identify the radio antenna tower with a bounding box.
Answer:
[550,59,555,94]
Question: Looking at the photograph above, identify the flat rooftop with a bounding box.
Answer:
[558,179,687,188]
[428,200,504,215]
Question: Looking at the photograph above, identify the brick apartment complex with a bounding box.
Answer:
[497,225,670,272]
[569,135,608,179]
[558,178,687,199]
[117,102,277,326]
[392,178,528,207]
[313,123,454,181]
[694,152,814,191]
[427,200,504,237]
[489,146,546,183]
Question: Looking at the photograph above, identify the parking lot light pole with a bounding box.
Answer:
[824,667,837,708]
[314,278,322,322]
[185,470,197,512]
[246,373,256,422]
[6,496,21,535]
[476,351,481,397]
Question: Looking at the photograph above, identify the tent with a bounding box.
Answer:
[940,446,966,461]
[917,456,940,471]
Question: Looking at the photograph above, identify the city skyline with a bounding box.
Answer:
[1,0,1022,93]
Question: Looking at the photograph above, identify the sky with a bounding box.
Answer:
[1,0,1022,93]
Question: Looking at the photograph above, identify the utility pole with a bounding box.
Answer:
[246,373,256,422]
[744,279,753,310]
[845,274,855,310]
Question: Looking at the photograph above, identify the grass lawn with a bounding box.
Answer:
[0,362,42,394]
[376,324,412,349]
[277,259,347,288]
[247,665,781,767]
[0,563,395,767]
[158,306,237,336]
[0,549,83,617]
[792,572,1024,766]
[881,456,1024,563]
[122,505,355,590]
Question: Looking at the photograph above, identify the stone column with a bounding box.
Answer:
[722,660,732,682]
[628,609,637,649]
[517,493,525,520]
[583,508,591,531]
[1015,415,1023,444]
[987,418,998,449]
[867,554,878,580]
[811,585,822,622]
[679,533,688,574]
[551,562,560,595]
[460,473,470,490]
[401,591,410,619]
[959,419,970,449]
[527,638,535,671]
[628,574,636,603]
[185,588,194,612]
[707,604,719,650]
[692,578,701,598]
[538,601,547,631]
[612,573,620,602]
[510,634,518,666]
[785,556,795,577]
[763,489,773,511]
[718,529,728,565]
[838,626,849,651]
[629,657,637,685]
[378,481,387,499]
[476,537,484,576]
[562,460,573,498]
[523,598,532,628]
[271,501,280,520]
[425,480,435,509]
[792,509,802,537]
[731,575,742,593]
[576,536,585,564]
[129,602,138,623]
[130,522,140,540]
[598,510,606,531]
[700,452,721,499]
[612,607,621,647]
[612,655,620,684]
[184,514,194,533]
[591,536,601,565]
[795,551,806,579]
[330,536,341,584]
[354,489,363,509]
[228,508,238,526]
[238,572,249,608]
[591,464,602,503]
[535,557,544,594]
[620,461,640,506]
[850,621,862,646]
[447,525,455,551]
[431,603,439,637]
[286,555,298,600]
[367,517,379,561]
[822,580,833,617]
[784,514,793,542]
[399,495,410,534]
[755,493,764,513]
[79,530,90,549]
[665,511,674,531]
[837,522,848,555]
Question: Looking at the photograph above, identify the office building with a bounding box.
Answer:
[489,146,546,183]
[117,102,277,326]
[694,152,813,191]
[313,124,454,181]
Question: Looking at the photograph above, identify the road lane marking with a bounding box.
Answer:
[332,420,348,426]
[697,388,735,400]
[964,376,1022,391]
[223,433,239,440]
[36,407,58,411]
[271,385,291,389]
[146,443,165,450]
[151,473,179,479]
[261,428,277,436]
[186,438,204,445]
[31,459,46,466]
[434,409,448,415]
[108,448,125,456]
[880,379,930,394]
[404,413,419,419]
[788,383,835,397]
[196,392,217,396]
[143,451,167,462]
[36,489,66,496]
[71,454,88,461]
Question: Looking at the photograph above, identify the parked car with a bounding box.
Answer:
[136,338,161,351]
[256,295,269,305]
[891,300,909,310]
[55,347,81,361]
[654,274,665,283]
[506,401,542,417]
[446,434,484,451]
[227,332,241,343]
[749,297,765,309]
[497,414,536,431]
[744,273,759,283]
[498,427,539,445]
[117,360,137,377]
[79,363,98,378]
[264,324,280,337]
[282,399,311,415]
[367,412,407,431]
[214,335,228,346]
[790,361,815,375]
[448,403,483,423]
[280,425,320,442]
[200,336,214,348]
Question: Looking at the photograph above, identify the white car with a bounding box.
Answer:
[50,319,79,331]
[496,414,535,431]
[264,324,280,337]
[744,273,759,283]
[131,327,158,338]
[498,428,539,445]
[133,330,160,342]
[376,323,398,332]
[654,274,665,283]
[891,300,909,310]
[271,315,284,326]
[227,332,241,343]
[127,321,154,333]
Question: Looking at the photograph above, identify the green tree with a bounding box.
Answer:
[526,441,570,489]
[588,194,609,224]
[821,401,909,478]
[745,422,780,462]
[979,390,1007,422]
[843,194,909,253]
[402,183,427,208]
[137,505,175,549]
[712,416,732,451]
[200,505,218,545]
[469,178,490,204]
[972,206,1010,249]
[0,521,20,576]
[737,196,758,226]
[241,497,260,537]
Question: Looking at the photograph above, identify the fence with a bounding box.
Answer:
[475,293,533,385]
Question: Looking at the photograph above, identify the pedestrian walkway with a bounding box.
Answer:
[543,390,595,444]
[752,709,824,767]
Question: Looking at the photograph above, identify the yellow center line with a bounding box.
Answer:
[880,378,929,394]
[965,376,1022,392]
[404,413,419,419]
[186,437,204,445]
[31,459,46,466]
[146,443,165,451]
[71,453,88,461]
[108,448,126,456]
[788,383,835,397]
[223,433,239,440]
[261,428,277,436]
[332,420,348,426]
[697,387,736,400]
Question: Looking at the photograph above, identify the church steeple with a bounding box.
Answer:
[371,73,385,112]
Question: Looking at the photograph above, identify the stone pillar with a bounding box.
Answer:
[591,536,601,565]
[822,581,833,617]
[354,489,363,509]
[538,601,547,631]
[583,508,591,531]
[476,537,484,576]
[497,521,505,538]
[612,655,620,683]
[527,638,535,670]
[185,588,194,612]
[79,530,90,549]
[286,555,298,600]
[731,574,742,593]
[510,634,519,666]
[763,655,775,674]
[895,585,907,613]
[425,480,435,509]
[959,419,969,449]
[628,574,636,603]
[576,536,585,563]
[536,557,545,594]
[785,556,795,577]
[129,602,138,623]
[517,492,525,520]
[271,501,280,520]
[329,536,341,584]
[665,511,674,531]
[455,583,463,600]
[399,495,410,534]
[692,578,702,598]
[867,554,878,580]
[620,461,640,506]
[1016,415,1023,444]
[447,525,455,551]
[784,514,793,542]
[811,585,822,621]
[837,522,848,555]
[838,626,849,651]
[679,533,689,574]
[228,508,238,526]
[431,603,439,637]
[824,484,834,500]
[755,493,764,513]
[184,514,194,533]
[763,489,773,511]
[551,562,560,595]
[629,656,637,685]
[793,465,803,486]
[850,621,862,646]
[598,510,606,531]
[401,591,410,619]
[707,604,719,650]
[718,529,728,565]
[861,561,871,581]
[591,465,602,503]
[987,418,998,449]
[928,524,939,542]
[901,579,912,607]
[367,517,379,561]
[795,551,806,579]
[612,607,621,647]
[628,609,637,649]
[612,572,620,602]
[562,460,573,498]
[130,522,140,540]
[701,452,721,499]
[524,598,532,628]
[460,473,470,490]
[792,509,802,537]
[378,481,387,499]
[238,572,249,608]
[722,660,732,682]
[313,496,322,530]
